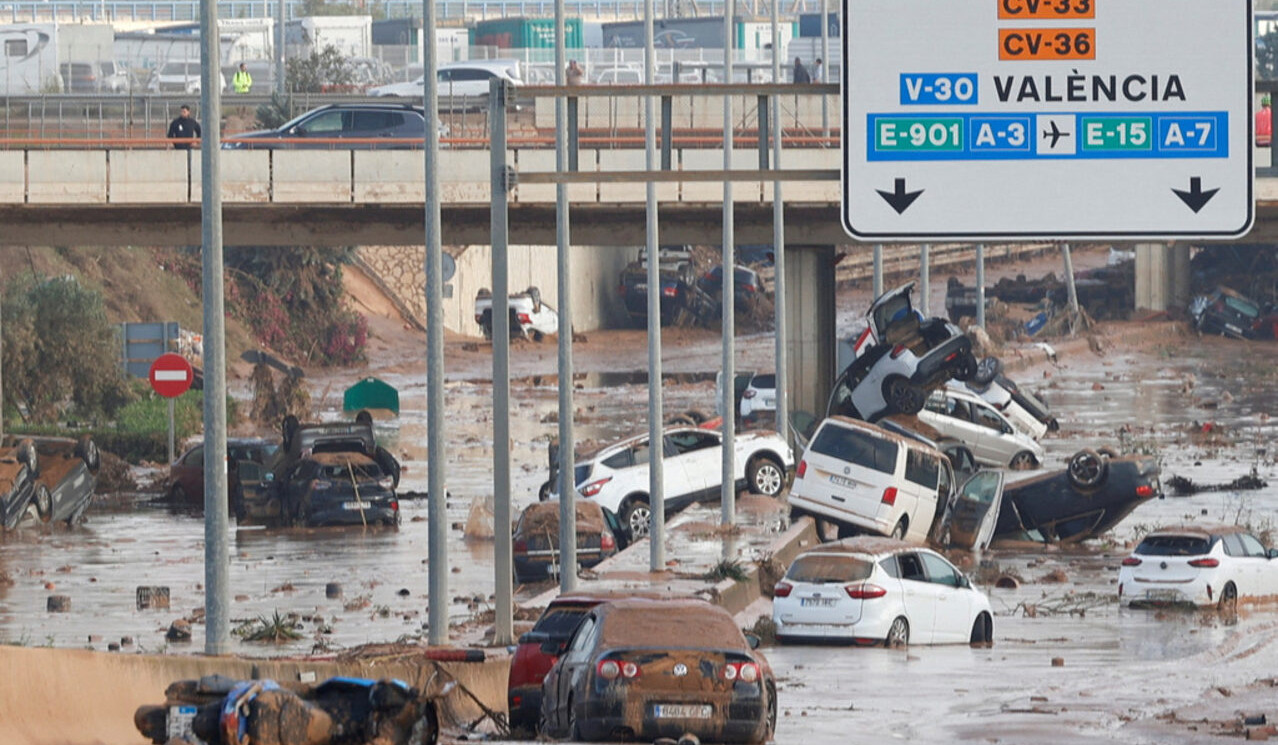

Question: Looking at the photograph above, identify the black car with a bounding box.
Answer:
[26,436,100,526]
[617,262,713,326]
[276,452,399,527]
[540,598,776,744]
[222,103,429,149]
[995,449,1161,542]
[1189,286,1277,340]
[698,264,766,307]
[0,439,42,530]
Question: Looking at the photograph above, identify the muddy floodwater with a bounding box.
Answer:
[1,329,1276,744]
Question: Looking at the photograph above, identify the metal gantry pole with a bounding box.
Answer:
[873,244,883,297]
[770,0,787,442]
[199,0,229,656]
[555,0,579,592]
[644,0,665,572]
[489,80,513,647]
[820,0,829,138]
[274,0,285,94]
[720,1,736,528]
[1062,242,1080,316]
[976,243,987,329]
[919,244,931,317]
[424,0,450,647]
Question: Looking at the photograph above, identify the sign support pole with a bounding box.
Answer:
[168,397,175,465]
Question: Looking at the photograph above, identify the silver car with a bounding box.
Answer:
[917,385,1044,470]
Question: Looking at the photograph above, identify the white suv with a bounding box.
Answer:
[917,384,1044,470]
[555,426,793,539]
[789,417,954,543]
[371,59,522,104]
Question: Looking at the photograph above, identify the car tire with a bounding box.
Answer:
[538,480,552,502]
[953,352,978,382]
[890,517,908,540]
[75,436,101,473]
[969,613,994,645]
[621,497,651,540]
[667,413,697,427]
[883,376,926,415]
[16,438,37,477]
[747,456,785,497]
[765,681,778,740]
[973,356,1002,386]
[33,484,52,523]
[406,701,439,745]
[1067,449,1108,489]
[885,616,909,648]
[1218,582,1238,614]
[1009,451,1038,470]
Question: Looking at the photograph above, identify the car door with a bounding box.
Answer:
[553,613,600,733]
[944,470,1006,551]
[664,429,722,503]
[920,551,972,642]
[894,552,940,644]
[971,400,1018,465]
[1237,532,1273,598]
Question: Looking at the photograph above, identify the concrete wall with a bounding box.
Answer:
[1134,243,1192,312]
[784,245,837,420]
[358,244,640,335]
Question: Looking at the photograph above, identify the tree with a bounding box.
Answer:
[2,275,135,422]
[286,44,355,93]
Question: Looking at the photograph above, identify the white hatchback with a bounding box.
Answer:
[773,538,994,646]
[917,385,1045,470]
[557,426,793,539]
[1118,525,1278,610]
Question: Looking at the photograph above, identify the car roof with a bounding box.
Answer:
[307,102,424,114]
[307,451,377,466]
[1143,523,1240,539]
[800,536,917,559]
[586,425,716,461]
[820,416,941,454]
[549,590,681,607]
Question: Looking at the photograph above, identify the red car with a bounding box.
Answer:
[167,437,280,509]
[507,591,665,734]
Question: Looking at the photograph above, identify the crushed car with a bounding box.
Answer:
[546,425,793,539]
[539,597,776,744]
[617,246,717,327]
[1118,524,1278,611]
[0,439,41,530]
[475,286,559,342]
[0,436,100,529]
[829,282,976,421]
[995,448,1161,543]
[167,437,281,510]
[773,537,994,646]
[1189,286,1278,340]
[134,672,454,745]
[513,500,627,584]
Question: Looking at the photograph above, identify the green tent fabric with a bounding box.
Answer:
[343,377,399,415]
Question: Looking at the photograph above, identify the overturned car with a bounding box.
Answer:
[0,435,99,530]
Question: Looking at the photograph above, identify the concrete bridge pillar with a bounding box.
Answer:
[1134,242,1192,312]
[783,245,838,424]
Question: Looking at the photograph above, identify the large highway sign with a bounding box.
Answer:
[842,0,1254,241]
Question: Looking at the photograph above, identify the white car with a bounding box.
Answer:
[370,60,522,103]
[740,372,776,425]
[828,282,976,422]
[556,426,793,539]
[917,384,1045,469]
[1118,525,1278,610]
[474,286,558,342]
[773,538,994,646]
[147,60,225,94]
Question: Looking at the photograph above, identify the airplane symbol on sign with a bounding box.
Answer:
[1042,120,1071,149]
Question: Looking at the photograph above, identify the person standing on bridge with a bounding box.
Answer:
[166,105,201,150]
[233,63,253,94]
[792,57,811,84]
[566,59,585,86]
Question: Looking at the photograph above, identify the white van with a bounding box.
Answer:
[788,416,952,542]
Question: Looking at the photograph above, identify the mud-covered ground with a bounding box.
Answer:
[2,246,1276,743]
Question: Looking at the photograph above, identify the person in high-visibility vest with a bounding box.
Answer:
[233,63,253,94]
[1257,95,1272,147]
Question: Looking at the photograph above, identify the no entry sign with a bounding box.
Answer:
[149,353,194,398]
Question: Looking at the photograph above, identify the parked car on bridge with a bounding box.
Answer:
[512,500,626,584]
[539,597,776,744]
[146,60,223,94]
[222,103,435,149]
[60,61,133,93]
[828,282,976,422]
[549,426,793,539]
[917,384,1045,469]
[773,538,994,646]
[1118,524,1278,610]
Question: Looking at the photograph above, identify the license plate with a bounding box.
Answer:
[634,283,647,291]
[1145,589,1179,601]
[829,474,856,489]
[654,704,712,719]
[800,597,837,608]
[167,706,201,743]
[343,501,368,510]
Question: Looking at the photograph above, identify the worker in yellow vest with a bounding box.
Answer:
[233,63,253,94]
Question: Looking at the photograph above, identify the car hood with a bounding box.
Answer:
[225,129,283,140]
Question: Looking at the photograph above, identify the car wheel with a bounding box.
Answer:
[407,701,439,745]
[885,616,909,648]
[1009,451,1038,470]
[1067,449,1108,489]
[765,681,778,740]
[953,352,977,382]
[1218,582,1238,614]
[747,456,785,497]
[538,480,552,502]
[75,436,101,473]
[168,483,186,504]
[973,356,1002,386]
[33,484,52,523]
[883,376,926,415]
[890,517,908,540]
[969,613,994,645]
[622,497,651,540]
[16,438,37,477]
[531,330,545,343]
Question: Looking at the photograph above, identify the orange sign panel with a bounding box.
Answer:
[998,28,1096,60]
[998,0,1096,19]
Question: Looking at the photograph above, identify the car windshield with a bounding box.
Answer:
[1224,295,1260,318]
[752,374,776,389]
[809,425,898,474]
[532,606,591,639]
[786,554,873,583]
[1135,535,1213,556]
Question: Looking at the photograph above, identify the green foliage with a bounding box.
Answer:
[703,558,749,583]
[2,274,136,422]
[286,45,355,93]
[235,611,304,643]
[255,91,294,130]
